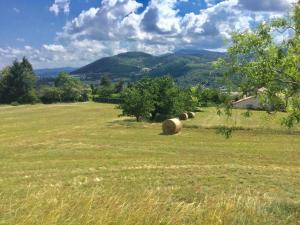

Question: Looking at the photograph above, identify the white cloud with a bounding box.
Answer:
[49,0,70,16]
[142,0,181,35]
[57,0,254,56]
[0,46,45,68]
[0,0,296,69]
[59,0,143,41]
[43,44,66,52]
[24,46,33,50]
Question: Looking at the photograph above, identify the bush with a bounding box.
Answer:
[10,101,20,106]
[97,86,115,98]
[79,87,92,102]
[39,73,91,104]
[93,96,123,104]
[198,88,228,106]
[39,87,61,104]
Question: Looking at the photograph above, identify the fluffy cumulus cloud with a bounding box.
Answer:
[59,0,143,41]
[0,46,47,68]
[49,0,70,16]
[56,0,293,57]
[0,0,297,68]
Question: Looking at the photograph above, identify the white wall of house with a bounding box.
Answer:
[232,96,263,109]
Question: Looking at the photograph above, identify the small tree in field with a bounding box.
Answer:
[219,1,300,129]
[120,85,155,121]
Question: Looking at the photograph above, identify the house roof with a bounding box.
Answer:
[232,96,256,105]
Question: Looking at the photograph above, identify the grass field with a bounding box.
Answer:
[0,103,299,225]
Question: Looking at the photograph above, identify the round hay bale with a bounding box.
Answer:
[162,118,182,135]
[179,113,188,120]
[187,112,195,118]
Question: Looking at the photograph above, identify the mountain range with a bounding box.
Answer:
[71,49,226,86]
[35,49,226,86]
[34,67,77,78]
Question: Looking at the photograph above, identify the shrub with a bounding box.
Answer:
[79,86,92,102]
[10,101,20,106]
[39,73,91,104]
[39,87,61,104]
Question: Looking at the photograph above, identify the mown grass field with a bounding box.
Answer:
[0,103,299,225]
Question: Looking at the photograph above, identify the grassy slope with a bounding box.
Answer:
[0,103,299,225]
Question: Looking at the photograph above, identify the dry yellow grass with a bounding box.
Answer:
[0,103,299,224]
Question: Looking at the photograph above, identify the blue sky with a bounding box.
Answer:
[0,0,99,48]
[0,0,294,69]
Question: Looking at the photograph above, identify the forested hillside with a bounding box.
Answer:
[71,50,225,86]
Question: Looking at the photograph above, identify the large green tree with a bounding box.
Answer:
[120,84,155,121]
[54,72,84,102]
[220,1,300,128]
[119,76,197,121]
[39,73,91,103]
[0,58,37,104]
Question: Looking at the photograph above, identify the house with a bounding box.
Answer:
[232,88,266,110]
[232,95,263,110]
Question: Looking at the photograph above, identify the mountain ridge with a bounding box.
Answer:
[35,67,77,78]
[70,50,226,86]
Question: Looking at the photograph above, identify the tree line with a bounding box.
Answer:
[0,58,227,121]
[0,58,92,105]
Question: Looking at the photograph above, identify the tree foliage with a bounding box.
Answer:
[114,80,125,93]
[54,73,84,102]
[219,1,300,128]
[0,58,37,104]
[119,76,198,121]
[39,87,62,104]
[100,75,112,87]
[40,73,92,103]
[120,84,155,121]
[96,76,115,98]
[197,86,230,107]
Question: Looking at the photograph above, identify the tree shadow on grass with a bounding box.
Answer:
[106,118,157,129]
[107,118,138,127]
[107,118,167,136]
[184,124,300,135]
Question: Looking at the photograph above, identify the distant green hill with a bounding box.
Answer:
[71,50,226,86]
[35,67,77,78]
